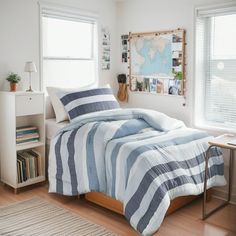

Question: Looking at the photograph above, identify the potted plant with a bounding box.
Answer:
[6,73,21,92]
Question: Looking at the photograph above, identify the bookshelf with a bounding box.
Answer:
[0,92,45,193]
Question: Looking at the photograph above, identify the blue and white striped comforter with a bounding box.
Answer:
[49,108,225,235]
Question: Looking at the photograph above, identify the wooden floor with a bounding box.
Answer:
[0,183,235,236]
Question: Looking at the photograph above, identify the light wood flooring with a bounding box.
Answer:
[0,183,235,236]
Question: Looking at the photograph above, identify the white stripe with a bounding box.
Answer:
[65,94,117,110]
[74,123,94,193]
[93,120,127,190]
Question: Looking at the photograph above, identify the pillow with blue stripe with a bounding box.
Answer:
[59,87,120,121]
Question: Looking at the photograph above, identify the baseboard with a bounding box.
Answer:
[212,188,236,205]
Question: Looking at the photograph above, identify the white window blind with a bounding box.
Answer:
[40,4,98,90]
[195,3,236,130]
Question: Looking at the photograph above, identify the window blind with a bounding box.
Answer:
[39,2,98,90]
[195,3,236,130]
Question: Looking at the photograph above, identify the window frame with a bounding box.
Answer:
[38,1,99,91]
[193,2,236,133]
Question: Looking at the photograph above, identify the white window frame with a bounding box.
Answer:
[193,1,236,133]
[38,1,99,91]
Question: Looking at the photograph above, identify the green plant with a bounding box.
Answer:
[6,73,21,83]
[173,71,183,80]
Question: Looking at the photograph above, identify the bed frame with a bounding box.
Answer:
[85,191,209,216]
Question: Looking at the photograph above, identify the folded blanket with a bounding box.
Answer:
[48,108,225,235]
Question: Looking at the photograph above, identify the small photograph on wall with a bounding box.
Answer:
[136,77,144,91]
[149,79,157,93]
[156,79,164,94]
[168,79,181,95]
[121,34,128,63]
[144,78,150,92]
[130,76,137,91]
[101,27,111,70]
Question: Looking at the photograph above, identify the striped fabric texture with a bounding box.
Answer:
[59,87,120,121]
[48,108,226,235]
[0,198,117,236]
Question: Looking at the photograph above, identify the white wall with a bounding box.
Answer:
[116,0,236,203]
[0,0,118,91]
[116,0,225,126]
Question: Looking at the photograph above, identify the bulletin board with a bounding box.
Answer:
[128,29,186,96]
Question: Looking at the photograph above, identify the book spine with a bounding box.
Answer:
[16,138,39,145]
[16,130,38,136]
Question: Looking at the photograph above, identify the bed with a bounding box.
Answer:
[45,89,225,236]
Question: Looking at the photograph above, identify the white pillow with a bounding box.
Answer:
[47,87,69,123]
[47,85,96,123]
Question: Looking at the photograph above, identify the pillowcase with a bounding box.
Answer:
[59,87,120,121]
[47,85,95,123]
[47,87,69,123]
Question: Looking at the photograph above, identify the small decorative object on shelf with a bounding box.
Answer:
[6,72,21,92]
[24,61,37,92]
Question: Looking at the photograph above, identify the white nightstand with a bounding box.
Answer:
[0,91,45,193]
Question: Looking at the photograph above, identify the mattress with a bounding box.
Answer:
[46,118,69,145]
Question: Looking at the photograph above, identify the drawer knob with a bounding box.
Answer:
[29,97,32,100]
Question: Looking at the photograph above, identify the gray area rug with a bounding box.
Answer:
[0,198,118,235]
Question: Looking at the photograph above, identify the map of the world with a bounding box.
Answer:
[130,34,172,76]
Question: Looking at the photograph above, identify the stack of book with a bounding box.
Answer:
[17,149,42,183]
[16,126,39,145]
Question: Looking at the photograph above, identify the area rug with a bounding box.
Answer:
[0,198,118,236]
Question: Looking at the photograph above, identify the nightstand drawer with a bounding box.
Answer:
[16,94,44,116]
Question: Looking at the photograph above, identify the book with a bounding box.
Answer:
[16,133,39,139]
[16,138,39,145]
[16,126,38,132]
[17,149,43,182]
[16,130,38,136]
[16,134,39,142]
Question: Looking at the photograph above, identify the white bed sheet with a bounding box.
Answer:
[46,118,69,145]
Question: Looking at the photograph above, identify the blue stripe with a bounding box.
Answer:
[67,129,79,195]
[68,101,120,120]
[110,119,152,196]
[55,134,63,194]
[135,163,224,233]
[86,123,100,191]
[60,88,113,105]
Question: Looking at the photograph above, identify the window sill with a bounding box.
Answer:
[194,122,236,136]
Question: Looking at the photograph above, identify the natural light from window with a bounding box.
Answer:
[195,10,236,130]
[42,16,97,90]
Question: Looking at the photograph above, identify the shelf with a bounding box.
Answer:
[16,141,44,151]
[17,175,45,188]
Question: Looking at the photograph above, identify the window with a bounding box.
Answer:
[195,4,236,130]
[40,6,98,90]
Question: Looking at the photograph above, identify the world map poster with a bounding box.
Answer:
[129,29,185,96]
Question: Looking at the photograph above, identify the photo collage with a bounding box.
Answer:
[130,76,182,95]
[101,27,111,70]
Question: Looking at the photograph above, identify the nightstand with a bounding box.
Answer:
[0,92,45,193]
[202,135,235,219]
